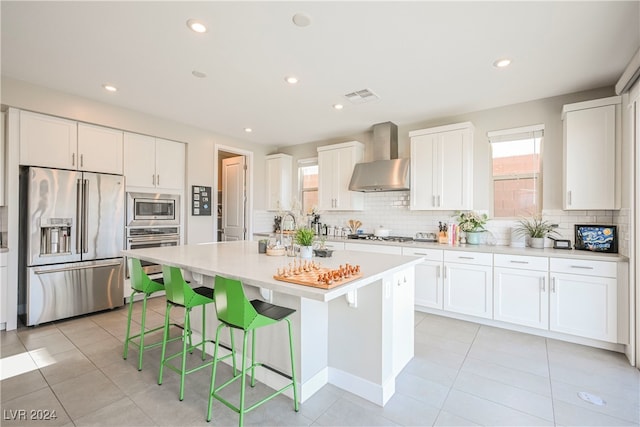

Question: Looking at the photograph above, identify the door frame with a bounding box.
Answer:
[214,144,253,242]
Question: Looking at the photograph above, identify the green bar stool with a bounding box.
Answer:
[123,258,171,371]
[206,275,299,426]
[158,264,219,401]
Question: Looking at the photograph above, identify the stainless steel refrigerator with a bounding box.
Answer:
[19,167,125,326]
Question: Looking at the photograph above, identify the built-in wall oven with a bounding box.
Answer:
[126,226,180,276]
[127,192,179,227]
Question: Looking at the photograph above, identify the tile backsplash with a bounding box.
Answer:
[254,191,628,256]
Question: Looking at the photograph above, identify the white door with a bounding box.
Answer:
[222,156,246,241]
[444,262,493,319]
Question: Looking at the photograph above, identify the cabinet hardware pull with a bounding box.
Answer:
[551,277,556,293]
[437,195,441,207]
[72,153,75,166]
[459,256,474,260]
[568,190,572,205]
[570,265,594,270]
[157,174,160,186]
[510,260,529,264]
[541,277,546,292]
[80,154,84,168]
[444,267,447,279]
[414,252,427,256]
[436,265,441,278]
[152,175,156,186]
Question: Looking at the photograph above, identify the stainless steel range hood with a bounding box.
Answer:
[349,122,410,192]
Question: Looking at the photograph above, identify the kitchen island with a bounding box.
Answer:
[122,241,423,406]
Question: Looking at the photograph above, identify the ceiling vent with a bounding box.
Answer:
[344,88,380,104]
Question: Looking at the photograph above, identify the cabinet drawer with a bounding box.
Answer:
[494,254,548,271]
[402,247,443,261]
[345,242,402,255]
[550,258,616,278]
[444,250,492,266]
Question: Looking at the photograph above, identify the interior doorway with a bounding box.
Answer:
[215,146,253,242]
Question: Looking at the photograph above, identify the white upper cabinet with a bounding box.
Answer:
[19,110,123,175]
[20,110,78,170]
[317,141,364,211]
[409,122,473,210]
[124,132,185,192]
[77,123,123,174]
[562,96,621,210]
[265,153,292,211]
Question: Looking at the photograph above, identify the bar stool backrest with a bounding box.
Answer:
[162,265,193,306]
[131,258,161,293]
[214,276,258,330]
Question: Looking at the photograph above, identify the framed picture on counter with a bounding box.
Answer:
[574,224,617,253]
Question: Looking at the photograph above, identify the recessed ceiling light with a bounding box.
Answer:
[285,76,299,84]
[493,58,512,68]
[333,104,344,110]
[102,84,117,92]
[244,128,253,133]
[192,70,207,78]
[292,13,311,27]
[187,19,207,33]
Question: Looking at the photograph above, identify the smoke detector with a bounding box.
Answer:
[344,88,380,104]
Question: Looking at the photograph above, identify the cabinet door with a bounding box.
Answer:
[78,123,123,174]
[564,105,616,209]
[444,262,493,318]
[414,260,443,309]
[494,267,548,329]
[392,268,415,375]
[124,132,156,188]
[266,154,291,211]
[439,129,472,210]
[155,138,185,191]
[335,147,363,210]
[549,272,617,342]
[20,110,77,169]
[317,149,335,210]
[410,134,438,209]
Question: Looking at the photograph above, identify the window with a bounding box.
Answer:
[298,158,318,215]
[488,125,543,218]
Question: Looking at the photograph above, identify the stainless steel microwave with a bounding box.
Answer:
[127,192,180,226]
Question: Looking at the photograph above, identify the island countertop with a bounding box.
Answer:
[122,240,423,302]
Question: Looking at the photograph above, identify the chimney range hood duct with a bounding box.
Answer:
[349,122,410,192]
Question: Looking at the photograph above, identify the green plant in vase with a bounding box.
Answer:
[514,215,559,248]
[456,211,488,244]
[295,227,316,258]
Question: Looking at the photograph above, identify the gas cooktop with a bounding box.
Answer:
[347,234,414,243]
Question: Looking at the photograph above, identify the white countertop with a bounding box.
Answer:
[122,241,424,302]
[254,232,627,262]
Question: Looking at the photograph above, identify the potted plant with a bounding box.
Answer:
[514,216,559,248]
[456,211,489,244]
[295,227,316,258]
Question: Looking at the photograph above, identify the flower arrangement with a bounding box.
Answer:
[456,211,488,232]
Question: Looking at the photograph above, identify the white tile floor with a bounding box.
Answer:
[1,297,639,426]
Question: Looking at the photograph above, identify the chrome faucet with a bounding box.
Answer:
[280,211,297,249]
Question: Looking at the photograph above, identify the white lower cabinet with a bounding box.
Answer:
[392,268,415,375]
[549,258,617,343]
[493,254,549,330]
[0,252,8,328]
[443,251,493,319]
[402,247,443,309]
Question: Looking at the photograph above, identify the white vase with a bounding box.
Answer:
[299,245,313,259]
[529,237,545,249]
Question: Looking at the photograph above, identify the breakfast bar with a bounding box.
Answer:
[122,241,423,406]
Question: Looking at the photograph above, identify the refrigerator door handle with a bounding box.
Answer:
[34,261,123,275]
[82,179,89,253]
[76,178,83,253]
